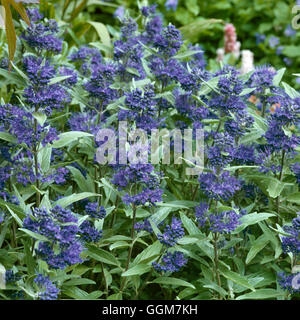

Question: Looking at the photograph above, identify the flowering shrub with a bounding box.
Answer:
[0,4,300,301]
[114,0,300,87]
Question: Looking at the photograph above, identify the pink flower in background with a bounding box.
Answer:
[224,23,240,58]
[224,23,236,53]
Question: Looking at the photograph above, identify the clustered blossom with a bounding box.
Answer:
[277,272,300,294]
[281,215,300,256]
[34,274,60,300]
[264,96,300,153]
[196,204,241,234]
[0,104,59,148]
[85,202,106,219]
[134,218,153,233]
[119,85,160,130]
[5,270,21,285]
[199,170,241,201]
[153,251,187,273]
[291,164,300,184]
[152,217,187,273]
[157,217,185,247]
[23,206,84,269]
[21,9,62,54]
[22,56,71,115]
[112,163,163,207]
[277,215,300,294]
[79,220,102,243]
[69,46,102,76]
[1,4,300,300]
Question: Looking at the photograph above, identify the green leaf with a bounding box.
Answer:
[224,165,260,172]
[38,146,52,172]
[52,131,94,148]
[236,289,284,300]
[282,46,300,58]
[67,166,94,193]
[150,207,172,225]
[173,50,203,60]
[5,205,23,227]
[63,287,89,300]
[122,264,151,277]
[11,61,29,81]
[109,241,130,250]
[286,193,300,205]
[54,192,99,208]
[220,268,255,291]
[86,290,103,299]
[239,87,256,96]
[273,68,286,86]
[177,235,205,245]
[0,68,26,86]
[23,240,36,276]
[233,212,275,234]
[0,132,17,144]
[179,19,223,42]
[246,235,269,264]
[180,212,200,235]
[63,278,96,286]
[133,240,162,265]
[107,292,122,300]
[149,277,195,289]
[48,75,72,85]
[267,179,285,198]
[282,82,300,99]
[19,228,49,242]
[240,130,264,144]
[202,281,227,298]
[156,200,198,209]
[86,244,120,266]
[88,21,111,47]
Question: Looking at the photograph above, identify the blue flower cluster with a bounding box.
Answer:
[153,251,187,273]
[196,204,241,234]
[23,206,84,269]
[112,163,163,207]
[21,9,62,54]
[152,217,187,273]
[34,274,60,300]
[281,215,300,255]
[157,217,185,247]
[85,202,106,219]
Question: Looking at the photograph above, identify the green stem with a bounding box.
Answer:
[120,204,137,293]
[34,118,40,207]
[213,232,222,297]
[276,150,286,222]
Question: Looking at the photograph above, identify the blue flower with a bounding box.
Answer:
[157,217,185,247]
[165,0,178,11]
[255,32,265,45]
[153,251,187,273]
[34,274,60,300]
[268,36,279,49]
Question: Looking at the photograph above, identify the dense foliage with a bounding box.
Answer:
[0,2,300,300]
[112,0,300,87]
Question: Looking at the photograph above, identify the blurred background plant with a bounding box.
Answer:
[2,0,300,85]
